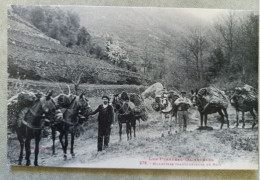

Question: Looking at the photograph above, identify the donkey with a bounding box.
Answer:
[112,93,139,141]
[230,89,258,128]
[191,89,229,129]
[15,91,57,166]
[51,92,91,159]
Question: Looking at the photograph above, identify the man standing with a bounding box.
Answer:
[88,96,114,152]
[174,91,192,132]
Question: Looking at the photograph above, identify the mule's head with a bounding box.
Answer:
[160,94,169,110]
[78,93,92,117]
[190,89,199,106]
[24,91,57,127]
[111,94,122,111]
[230,88,242,106]
[40,91,57,116]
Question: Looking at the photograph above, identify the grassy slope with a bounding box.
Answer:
[8,10,148,84]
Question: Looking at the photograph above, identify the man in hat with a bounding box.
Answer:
[88,95,114,152]
[174,91,192,132]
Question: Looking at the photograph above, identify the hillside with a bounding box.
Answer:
[73,7,205,65]
[7,8,151,85]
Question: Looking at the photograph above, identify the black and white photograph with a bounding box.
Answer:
[7,5,258,169]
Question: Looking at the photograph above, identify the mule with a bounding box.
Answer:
[112,94,139,141]
[15,91,56,166]
[51,92,90,159]
[230,90,258,128]
[154,93,179,136]
[191,89,229,129]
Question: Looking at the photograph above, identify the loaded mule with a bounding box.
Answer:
[191,88,229,129]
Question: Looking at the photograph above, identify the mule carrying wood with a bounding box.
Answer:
[235,84,258,103]
[198,87,229,109]
[8,92,37,131]
[127,93,148,121]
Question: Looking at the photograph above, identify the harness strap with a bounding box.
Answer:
[63,96,77,116]
[29,108,38,117]
[60,118,78,126]
[117,102,131,116]
[22,119,42,130]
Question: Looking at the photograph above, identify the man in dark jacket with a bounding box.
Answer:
[88,96,114,152]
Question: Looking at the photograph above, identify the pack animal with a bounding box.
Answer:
[112,92,145,141]
[153,92,179,136]
[51,91,91,159]
[230,89,258,128]
[13,91,56,166]
[191,88,229,129]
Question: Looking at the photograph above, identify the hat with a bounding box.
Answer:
[102,95,110,101]
[181,91,186,94]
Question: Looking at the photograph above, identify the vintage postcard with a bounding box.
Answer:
[7,5,258,169]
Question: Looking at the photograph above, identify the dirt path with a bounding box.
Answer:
[8,106,258,169]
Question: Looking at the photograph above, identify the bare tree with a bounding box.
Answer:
[214,11,239,67]
[176,26,209,87]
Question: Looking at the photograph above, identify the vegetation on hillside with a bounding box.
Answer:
[9,6,258,90]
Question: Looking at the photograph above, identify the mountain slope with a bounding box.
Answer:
[8,8,150,85]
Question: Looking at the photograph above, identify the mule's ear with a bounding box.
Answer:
[46,90,53,100]
[79,90,86,99]
[195,89,198,94]
[191,90,194,94]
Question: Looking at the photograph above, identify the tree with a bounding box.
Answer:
[211,12,258,87]
[76,27,91,46]
[236,13,258,86]
[176,26,209,87]
[62,64,98,94]
[106,39,131,67]
[47,57,99,95]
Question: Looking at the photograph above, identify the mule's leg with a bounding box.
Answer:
[183,112,187,131]
[52,128,56,155]
[218,110,225,129]
[59,131,67,160]
[126,122,130,140]
[34,136,41,166]
[204,115,208,127]
[64,131,68,160]
[242,112,245,128]
[223,108,229,128]
[25,138,31,166]
[18,137,24,165]
[168,114,172,134]
[71,133,75,157]
[129,120,132,140]
[250,109,257,128]
[161,113,165,137]
[236,110,239,127]
[199,112,203,127]
[119,122,122,141]
[132,120,136,138]
[59,131,65,152]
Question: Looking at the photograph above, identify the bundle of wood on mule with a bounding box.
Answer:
[151,95,161,112]
[151,89,180,112]
[198,87,229,110]
[120,91,148,121]
[7,91,38,131]
[128,93,148,121]
[235,84,258,103]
